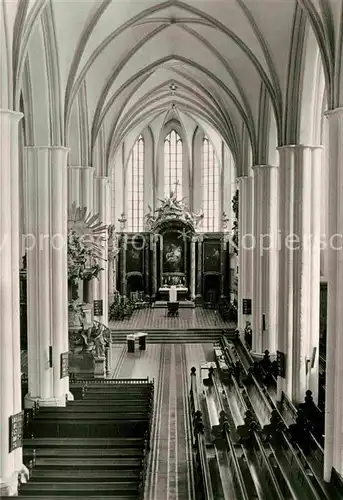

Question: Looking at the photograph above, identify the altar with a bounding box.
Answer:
[159,286,188,301]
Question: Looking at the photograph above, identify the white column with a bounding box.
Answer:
[190,237,196,300]
[108,259,114,295]
[24,147,70,408]
[82,167,95,304]
[152,237,157,298]
[93,177,110,326]
[252,165,279,354]
[196,236,203,299]
[324,107,343,481]
[0,109,26,496]
[252,167,262,351]
[277,146,322,405]
[237,176,254,331]
[81,167,94,211]
[67,166,81,208]
[121,234,128,296]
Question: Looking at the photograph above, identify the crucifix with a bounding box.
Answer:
[172,179,180,197]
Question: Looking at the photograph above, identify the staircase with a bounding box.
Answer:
[111,329,235,344]
[19,380,153,499]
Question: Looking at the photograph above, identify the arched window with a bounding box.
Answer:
[164,130,183,199]
[127,135,144,232]
[202,136,220,231]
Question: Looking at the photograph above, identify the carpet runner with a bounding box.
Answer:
[112,343,214,500]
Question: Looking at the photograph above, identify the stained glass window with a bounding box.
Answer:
[127,135,144,232]
[202,137,220,231]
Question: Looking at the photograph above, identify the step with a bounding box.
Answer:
[19,496,138,500]
[31,457,142,469]
[80,385,152,391]
[80,395,151,401]
[24,448,143,458]
[33,413,149,421]
[24,438,144,448]
[30,470,140,481]
[29,426,148,439]
[68,400,151,407]
[19,481,139,495]
[110,336,230,344]
[38,406,150,414]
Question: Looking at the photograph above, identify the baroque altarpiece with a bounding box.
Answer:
[116,191,233,303]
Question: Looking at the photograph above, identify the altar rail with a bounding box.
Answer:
[69,377,153,385]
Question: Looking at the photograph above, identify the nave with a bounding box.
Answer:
[2,0,343,496]
[17,336,343,500]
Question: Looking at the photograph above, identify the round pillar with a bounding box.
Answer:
[24,147,70,408]
[237,176,254,331]
[251,165,279,354]
[324,108,343,481]
[277,145,322,405]
[0,109,27,496]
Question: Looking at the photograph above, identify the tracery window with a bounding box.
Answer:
[164,130,183,199]
[202,136,220,232]
[127,135,144,232]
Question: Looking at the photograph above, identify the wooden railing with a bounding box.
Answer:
[138,431,150,500]
[252,385,323,500]
[228,370,285,500]
[211,372,250,500]
[189,368,214,500]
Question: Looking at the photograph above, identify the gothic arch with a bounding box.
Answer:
[17,5,62,146]
[298,24,326,145]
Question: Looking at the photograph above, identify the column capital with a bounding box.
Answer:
[277,144,324,152]
[194,233,204,243]
[191,234,201,243]
[251,164,278,170]
[68,165,94,169]
[25,146,70,152]
[237,175,254,185]
[0,108,23,121]
[324,106,343,118]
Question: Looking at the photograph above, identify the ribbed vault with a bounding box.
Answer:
[7,0,342,174]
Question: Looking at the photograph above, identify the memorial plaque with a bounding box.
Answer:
[277,350,286,378]
[9,411,24,452]
[93,299,103,316]
[242,298,252,315]
[60,351,69,379]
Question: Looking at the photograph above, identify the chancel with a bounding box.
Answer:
[1,0,343,498]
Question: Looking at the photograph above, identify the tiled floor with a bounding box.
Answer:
[109,307,233,330]
[110,343,214,500]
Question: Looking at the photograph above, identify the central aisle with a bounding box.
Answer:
[110,343,214,500]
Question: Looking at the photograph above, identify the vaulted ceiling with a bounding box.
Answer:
[8,0,342,173]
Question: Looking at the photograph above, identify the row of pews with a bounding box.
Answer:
[189,335,343,500]
[19,379,153,499]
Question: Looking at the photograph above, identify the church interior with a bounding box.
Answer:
[1,0,343,498]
